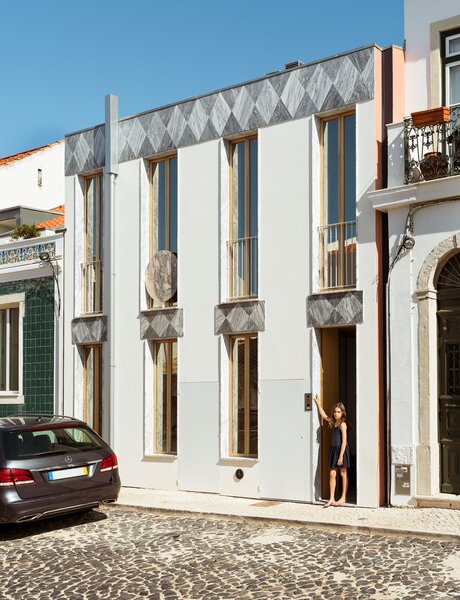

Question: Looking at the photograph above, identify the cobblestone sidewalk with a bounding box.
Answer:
[114,487,460,541]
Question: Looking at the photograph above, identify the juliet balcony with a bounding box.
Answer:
[404,105,460,184]
[319,221,357,290]
[228,236,258,300]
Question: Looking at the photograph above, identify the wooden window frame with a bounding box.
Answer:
[228,136,258,300]
[153,339,177,455]
[0,294,24,402]
[320,111,356,290]
[229,334,258,458]
[149,154,178,308]
[83,174,103,314]
[83,344,102,435]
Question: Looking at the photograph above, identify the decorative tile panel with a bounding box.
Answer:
[65,47,375,175]
[71,315,107,345]
[0,277,54,417]
[215,301,265,335]
[140,308,183,340]
[0,242,56,266]
[307,291,363,328]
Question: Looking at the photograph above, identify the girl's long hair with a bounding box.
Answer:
[328,402,352,430]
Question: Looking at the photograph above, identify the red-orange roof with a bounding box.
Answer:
[36,205,65,230]
[0,141,62,167]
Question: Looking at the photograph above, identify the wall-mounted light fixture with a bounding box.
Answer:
[39,251,60,316]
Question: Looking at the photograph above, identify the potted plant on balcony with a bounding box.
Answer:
[411,106,450,128]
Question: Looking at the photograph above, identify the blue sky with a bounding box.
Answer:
[0,0,404,157]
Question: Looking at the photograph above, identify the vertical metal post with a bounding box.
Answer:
[105,94,118,446]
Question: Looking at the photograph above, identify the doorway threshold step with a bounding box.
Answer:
[415,495,460,509]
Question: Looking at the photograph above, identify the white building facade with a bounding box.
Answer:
[371,0,460,506]
[64,45,401,507]
[0,142,65,419]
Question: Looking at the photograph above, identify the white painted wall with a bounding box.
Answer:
[355,99,381,507]
[258,118,312,501]
[177,140,220,493]
[0,142,64,211]
[404,0,460,112]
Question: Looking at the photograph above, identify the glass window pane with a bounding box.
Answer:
[249,139,258,238]
[9,308,19,392]
[170,341,178,454]
[169,158,178,254]
[448,36,460,56]
[237,143,246,239]
[324,119,339,225]
[85,347,95,429]
[85,178,96,262]
[231,337,246,455]
[249,336,258,456]
[99,176,104,259]
[155,342,168,452]
[344,114,356,222]
[0,310,6,391]
[449,64,460,106]
[157,162,167,251]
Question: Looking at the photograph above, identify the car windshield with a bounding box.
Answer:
[2,426,105,460]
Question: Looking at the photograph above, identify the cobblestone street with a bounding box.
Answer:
[1,508,460,600]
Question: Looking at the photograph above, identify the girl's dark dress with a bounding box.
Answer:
[328,425,351,469]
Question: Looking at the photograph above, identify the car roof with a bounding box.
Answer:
[0,415,85,431]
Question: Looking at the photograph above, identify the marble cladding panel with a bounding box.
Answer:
[71,315,107,345]
[65,47,374,175]
[65,125,105,175]
[215,300,265,335]
[140,308,183,340]
[307,291,363,328]
[145,250,177,304]
[0,242,55,266]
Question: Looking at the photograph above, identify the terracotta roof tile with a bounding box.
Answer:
[0,141,62,167]
[36,205,65,230]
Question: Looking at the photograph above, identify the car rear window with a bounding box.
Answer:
[2,426,105,460]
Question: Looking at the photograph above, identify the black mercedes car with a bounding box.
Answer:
[0,415,120,523]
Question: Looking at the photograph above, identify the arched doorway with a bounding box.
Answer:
[437,253,460,494]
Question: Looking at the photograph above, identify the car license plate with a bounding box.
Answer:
[48,466,88,481]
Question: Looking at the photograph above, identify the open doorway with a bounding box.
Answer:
[320,327,356,503]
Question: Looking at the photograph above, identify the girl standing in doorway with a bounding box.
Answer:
[313,395,351,508]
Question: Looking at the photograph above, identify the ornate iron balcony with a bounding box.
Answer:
[405,105,460,183]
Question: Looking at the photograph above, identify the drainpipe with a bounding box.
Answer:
[105,94,118,446]
[385,195,460,506]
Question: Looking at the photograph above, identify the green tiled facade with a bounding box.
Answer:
[0,277,55,417]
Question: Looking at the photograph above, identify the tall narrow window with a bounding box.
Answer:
[150,155,178,306]
[83,174,104,313]
[321,113,356,289]
[153,340,177,454]
[443,29,460,106]
[83,345,102,435]
[0,307,20,394]
[229,334,258,457]
[229,137,258,299]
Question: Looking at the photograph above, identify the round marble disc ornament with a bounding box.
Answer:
[145,250,177,303]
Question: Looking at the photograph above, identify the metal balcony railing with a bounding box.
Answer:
[81,260,103,314]
[405,105,460,183]
[228,236,258,300]
[319,221,356,290]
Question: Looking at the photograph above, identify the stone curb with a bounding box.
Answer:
[106,502,460,544]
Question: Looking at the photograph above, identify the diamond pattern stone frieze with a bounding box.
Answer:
[71,315,108,345]
[140,308,183,340]
[307,291,363,328]
[215,301,265,335]
[65,47,375,175]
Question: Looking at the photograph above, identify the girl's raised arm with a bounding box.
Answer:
[313,394,332,423]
